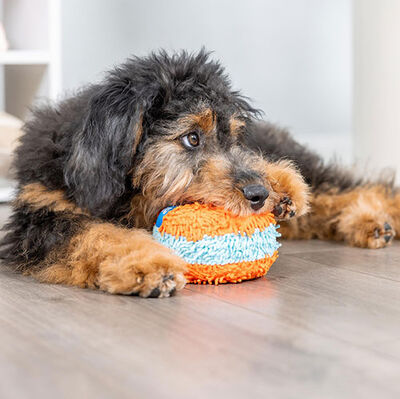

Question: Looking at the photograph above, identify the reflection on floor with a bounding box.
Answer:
[0,205,399,399]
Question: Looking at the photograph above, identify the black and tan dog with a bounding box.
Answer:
[1,50,399,297]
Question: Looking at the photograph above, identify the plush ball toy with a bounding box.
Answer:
[152,203,281,285]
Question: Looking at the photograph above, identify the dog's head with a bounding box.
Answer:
[65,50,278,227]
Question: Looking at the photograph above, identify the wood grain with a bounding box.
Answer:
[0,205,399,399]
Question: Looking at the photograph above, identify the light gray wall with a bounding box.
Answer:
[61,0,352,161]
[354,0,400,183]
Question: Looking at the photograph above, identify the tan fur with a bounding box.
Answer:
[34,222,187,297]
[126,105,310,232]
[389,192,400,237]
[280,185,396,248]
[133,113,144,153]
[229,115,246,136]
[18,183,86,215]
[182,108,216,135]
[264,159,310,219]
[130,135,310,227]
[131,140,195,227]
[178,154,264,217]
[166,149,309,220]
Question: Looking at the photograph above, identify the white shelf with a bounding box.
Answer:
[0,0,62,119]
[0,50,50,65]
[0,177,15,202]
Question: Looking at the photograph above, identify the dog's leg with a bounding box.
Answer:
[265,160,310,220]
[36,222,187,297]
[280,186,396,248]
[247,123,397,248]
[387,191,400,240]
[2,183,186,297]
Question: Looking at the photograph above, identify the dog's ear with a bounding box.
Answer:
[64,78,156,216]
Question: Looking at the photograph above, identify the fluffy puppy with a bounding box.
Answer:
[2,50,397,297]
[0,50,309,297]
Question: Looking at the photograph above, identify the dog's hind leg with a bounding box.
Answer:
[247,122,397,248]
[387,191,400,240]
[280,186,396,248]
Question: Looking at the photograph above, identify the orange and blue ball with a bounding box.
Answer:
[153,203,281,284]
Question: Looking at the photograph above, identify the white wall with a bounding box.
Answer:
[354,0,400,183]
[61,0,352,162]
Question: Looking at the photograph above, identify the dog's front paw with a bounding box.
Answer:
[272,195,297,220]
[136,267,187,298]
[270,183,310,221]
[266,160,310,221]
[98,244,187,297]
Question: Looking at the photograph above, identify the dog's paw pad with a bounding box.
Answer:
[369,222,395,248]
[139,272,185,298]
[273,196,296,220]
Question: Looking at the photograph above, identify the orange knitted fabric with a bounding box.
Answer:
[153,203,281,284]
[185,253,279,285]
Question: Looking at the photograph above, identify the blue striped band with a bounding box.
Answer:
[153,224,281,266]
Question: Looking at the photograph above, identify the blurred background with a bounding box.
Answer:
[0,0,398,199]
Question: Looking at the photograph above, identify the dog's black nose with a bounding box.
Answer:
[242,185,269,210]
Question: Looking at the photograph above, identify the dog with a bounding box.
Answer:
[0,50,398,298]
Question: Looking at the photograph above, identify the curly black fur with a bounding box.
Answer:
[1,50,262,269]
[245,122,363,191]
[0,206,87,269]
[0,49,365,272]
[15,50,258,217]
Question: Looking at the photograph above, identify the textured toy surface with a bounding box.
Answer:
[152,203,281,284]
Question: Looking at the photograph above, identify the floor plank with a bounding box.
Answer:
[0,205,400,399]
[291,244,400,281]
[279,239,346,254]
[188,248,400,347]
[1,268,400,399]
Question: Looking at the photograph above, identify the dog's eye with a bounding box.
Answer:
[181,132,200,149]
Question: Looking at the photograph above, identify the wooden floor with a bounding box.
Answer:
[0,206,400,399]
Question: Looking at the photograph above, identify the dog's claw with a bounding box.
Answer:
[369,222,395,248]
[282,196,292,206]
[148,287,161,298]
[273,205,282,217]
[384,235,392,243]
[384,222,392,231]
